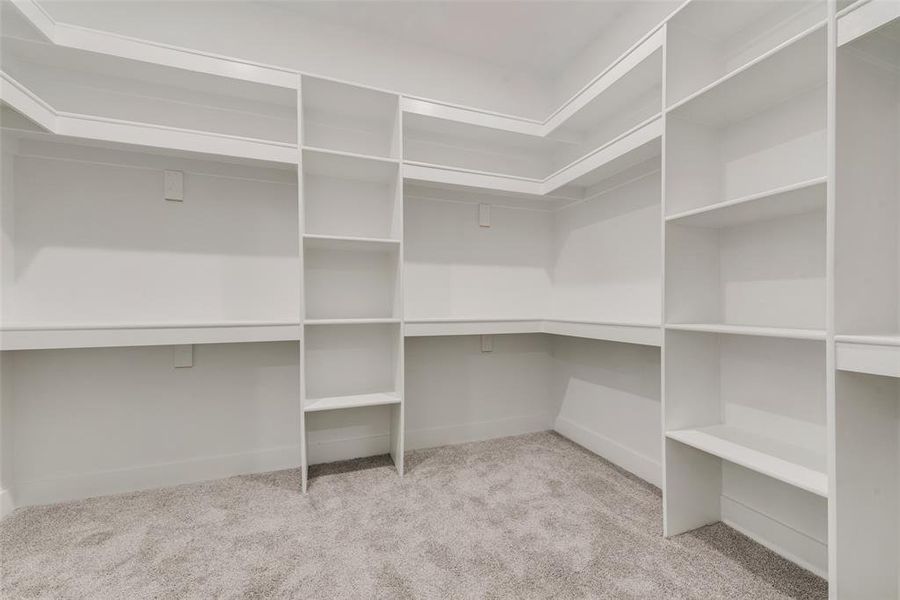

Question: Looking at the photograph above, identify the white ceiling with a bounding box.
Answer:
[263,1,671,76]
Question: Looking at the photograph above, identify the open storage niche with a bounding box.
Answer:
[835,15,900,340]
[301,76,399,159]
[664,329,828,571]
[0,136,300,332]
[303,322,400,401]
[834,371,900,598]
[303,236,400,321]
[302,149,401,240]
[665,195,826,331]
[403,182,554,320]
[666,0,826,107]
[665,25,826,216]
[551,160,662,324]
[1,37,298,149]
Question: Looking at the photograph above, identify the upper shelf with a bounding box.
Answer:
[668,24,827,127]
[666,0,826,107]
[302,75,399,159]
[838,0,900,48]
[0,36,299,165]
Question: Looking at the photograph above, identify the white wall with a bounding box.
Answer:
[552,335,662,485]
[4,139,299,326]
[6,342,302,507]
[552,170,662,323]
[41,0,553,120]
[405,334,558,450]
[404,194,554,319]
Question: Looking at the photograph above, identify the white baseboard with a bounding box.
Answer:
[721,495,828,578]
[0,488,14,519]
[554,416,661,487]
[307,433,391,465]
[15,445,301,509]
[406,413,555,451]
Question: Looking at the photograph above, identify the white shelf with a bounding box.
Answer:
[0,322,301,351]
[668,24,827,127]
[665,323,826,341]
[303,234,400,250]
[542,319,662,347]
[302,146,399,182]
[836,334,900,378]
[403,318,662,346]
[305,318,400,326]
[401,116,663,197]
[1,71,298,165]
[404,318,544,337]
[838,0,900,47]
[304,391,400,413]
[667,425,828,497]
[665,178,826,228]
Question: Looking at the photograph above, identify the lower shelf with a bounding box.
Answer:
[304,391,401,413]
[0,322,301,350]
[666,425,828,497]
[836,334,900,378]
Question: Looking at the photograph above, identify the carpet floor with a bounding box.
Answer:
[0,432,827,599]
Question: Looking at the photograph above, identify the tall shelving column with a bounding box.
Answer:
[298,77,404,492]
[833,2,900,597]
[661,0,831,578]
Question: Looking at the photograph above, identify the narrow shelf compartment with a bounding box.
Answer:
[666,1,826,107]
[304,391,400,413]
[1,37,298,163]
[0,321,301,351]
[303,147,400,240]
[301,76,399,159]
[664,329,828,545]
[665,178,826,227]
[667,425,827,497]
[666,323,826,341]
[303,322,400,401]
[836,334,900,378]
[303,235,400,321]
[666,26,826,216]
[666,203,826,331]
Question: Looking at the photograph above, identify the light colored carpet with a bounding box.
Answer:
[0,432,826,599]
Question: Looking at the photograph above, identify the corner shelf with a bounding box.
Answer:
[667,425,828,497]
[304,391,400,413]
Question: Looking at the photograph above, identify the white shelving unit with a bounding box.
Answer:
[299,77,404,491]
[2,1,898,595]
[833,6,900,597]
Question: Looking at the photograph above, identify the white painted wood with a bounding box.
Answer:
[665,323,827,341]
[667,426,827,497]
[304,391,400,413]
[837,337,900,378]
[838,0,900,46]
